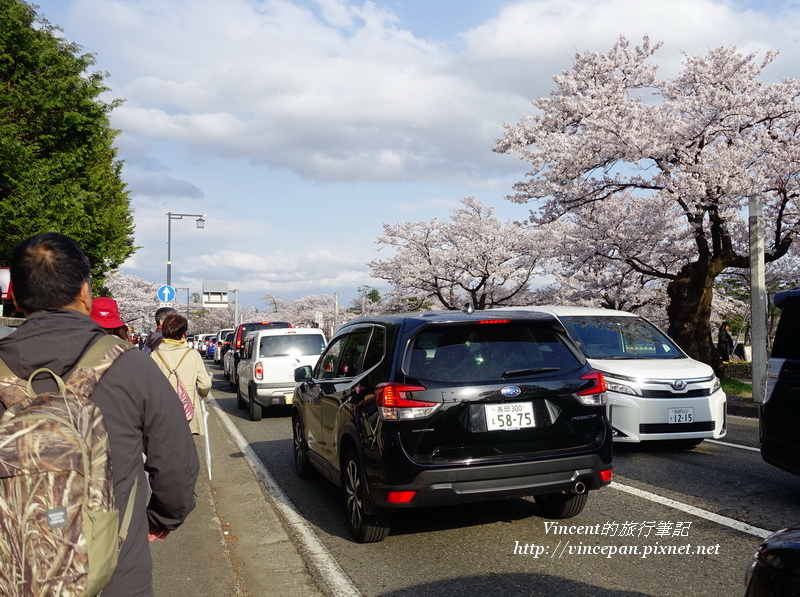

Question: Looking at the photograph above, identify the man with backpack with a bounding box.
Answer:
[0,233,199,596]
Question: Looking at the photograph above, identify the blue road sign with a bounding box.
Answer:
[158,285,176,303]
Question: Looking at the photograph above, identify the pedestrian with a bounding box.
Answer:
[0,232,198,596]
[90,296,130,341]
[141,306,176,354]
[151,312,212,436]
[717,321,734,361]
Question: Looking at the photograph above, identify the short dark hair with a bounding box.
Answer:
[10,233,91,313]
[161,312,188,340]
[155,306,176,325]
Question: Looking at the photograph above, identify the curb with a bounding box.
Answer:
[728,399,758,419]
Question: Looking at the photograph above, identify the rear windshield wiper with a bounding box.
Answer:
[502,367,560,378]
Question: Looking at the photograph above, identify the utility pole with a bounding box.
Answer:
[749,192,767,403]
[334,292,339,332]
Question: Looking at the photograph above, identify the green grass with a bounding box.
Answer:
[721,377,753,399]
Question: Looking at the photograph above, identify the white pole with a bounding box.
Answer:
[749,193,767,403]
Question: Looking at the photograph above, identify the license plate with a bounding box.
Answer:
[285,392,294,404]
[485,402,535,431]
[668,407,693,423]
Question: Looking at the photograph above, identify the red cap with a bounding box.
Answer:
[90,297,125,329]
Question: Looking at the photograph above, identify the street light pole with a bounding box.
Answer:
[167,212,206,286]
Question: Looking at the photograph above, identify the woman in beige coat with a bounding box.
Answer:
[151,312,212,435]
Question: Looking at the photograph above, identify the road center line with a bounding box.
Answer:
[210,397,362,597]
[610,481,773,539]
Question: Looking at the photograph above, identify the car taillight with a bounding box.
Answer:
[255,362,263,381]
[600,469,613,483]
[574,370,607,406]
[376,383,440,421]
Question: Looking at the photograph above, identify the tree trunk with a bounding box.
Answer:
[665,261,725,376]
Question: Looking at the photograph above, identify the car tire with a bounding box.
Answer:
[534,491,589,519]
[292,414,314,478]
[249,391,262,421]
[342,448,390,543]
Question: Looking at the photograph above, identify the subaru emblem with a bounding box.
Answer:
[501,386,522,397]
[670,380,687,391]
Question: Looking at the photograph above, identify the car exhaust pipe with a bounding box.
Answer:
[565,481,587,495]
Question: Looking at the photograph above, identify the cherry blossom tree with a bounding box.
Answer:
[104,272,159,333]
[369,197,543,310]
[532,194,682,325]
[495,36,800,367]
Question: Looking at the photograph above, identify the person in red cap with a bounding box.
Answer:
[90,296,130,341]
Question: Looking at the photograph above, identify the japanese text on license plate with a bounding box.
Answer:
[485,402,534,431]
[668,407,693,423]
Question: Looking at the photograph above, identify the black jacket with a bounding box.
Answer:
[0,309,199,596]
[141,327,163,354]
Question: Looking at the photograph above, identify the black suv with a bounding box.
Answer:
[761,288,800,475]
[291,310,613,542]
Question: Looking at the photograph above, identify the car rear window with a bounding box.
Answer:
[259,334,325,358]
[406,322,580,383]
[772,298,800,360]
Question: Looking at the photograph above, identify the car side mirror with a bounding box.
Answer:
[295,365,313,382]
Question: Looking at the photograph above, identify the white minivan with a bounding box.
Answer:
[501,306,727,446]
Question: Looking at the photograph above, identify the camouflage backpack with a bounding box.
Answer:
[0,334,137,596]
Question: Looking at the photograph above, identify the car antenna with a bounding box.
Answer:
[462,302,475,315]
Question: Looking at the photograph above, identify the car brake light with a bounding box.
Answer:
[376,383,440,420]
[476,319,511,324]
[386,491,416,504]
[574,370,607,406]
[255,362,263,381]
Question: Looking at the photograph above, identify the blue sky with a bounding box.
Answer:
[32,0,800,309]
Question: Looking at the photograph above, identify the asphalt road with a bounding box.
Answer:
[206,362,799,597]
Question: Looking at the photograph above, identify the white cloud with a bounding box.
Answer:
[37,0,800,305]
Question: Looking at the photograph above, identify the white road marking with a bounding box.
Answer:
[611,482,773,539]
[706,439,760,452]
[210,398,362,597]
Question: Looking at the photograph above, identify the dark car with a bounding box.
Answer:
[745,525,800,596]
[761,288,800,474]
[291,309,613,543]
[217,331,234,368]
[228,321,292,388]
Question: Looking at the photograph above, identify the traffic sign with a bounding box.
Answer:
[157,285,176,303]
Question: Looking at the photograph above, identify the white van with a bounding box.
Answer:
[501,306,727,446]
[236,327,326,421]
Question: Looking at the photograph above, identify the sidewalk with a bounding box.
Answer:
[149,402,327,597]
